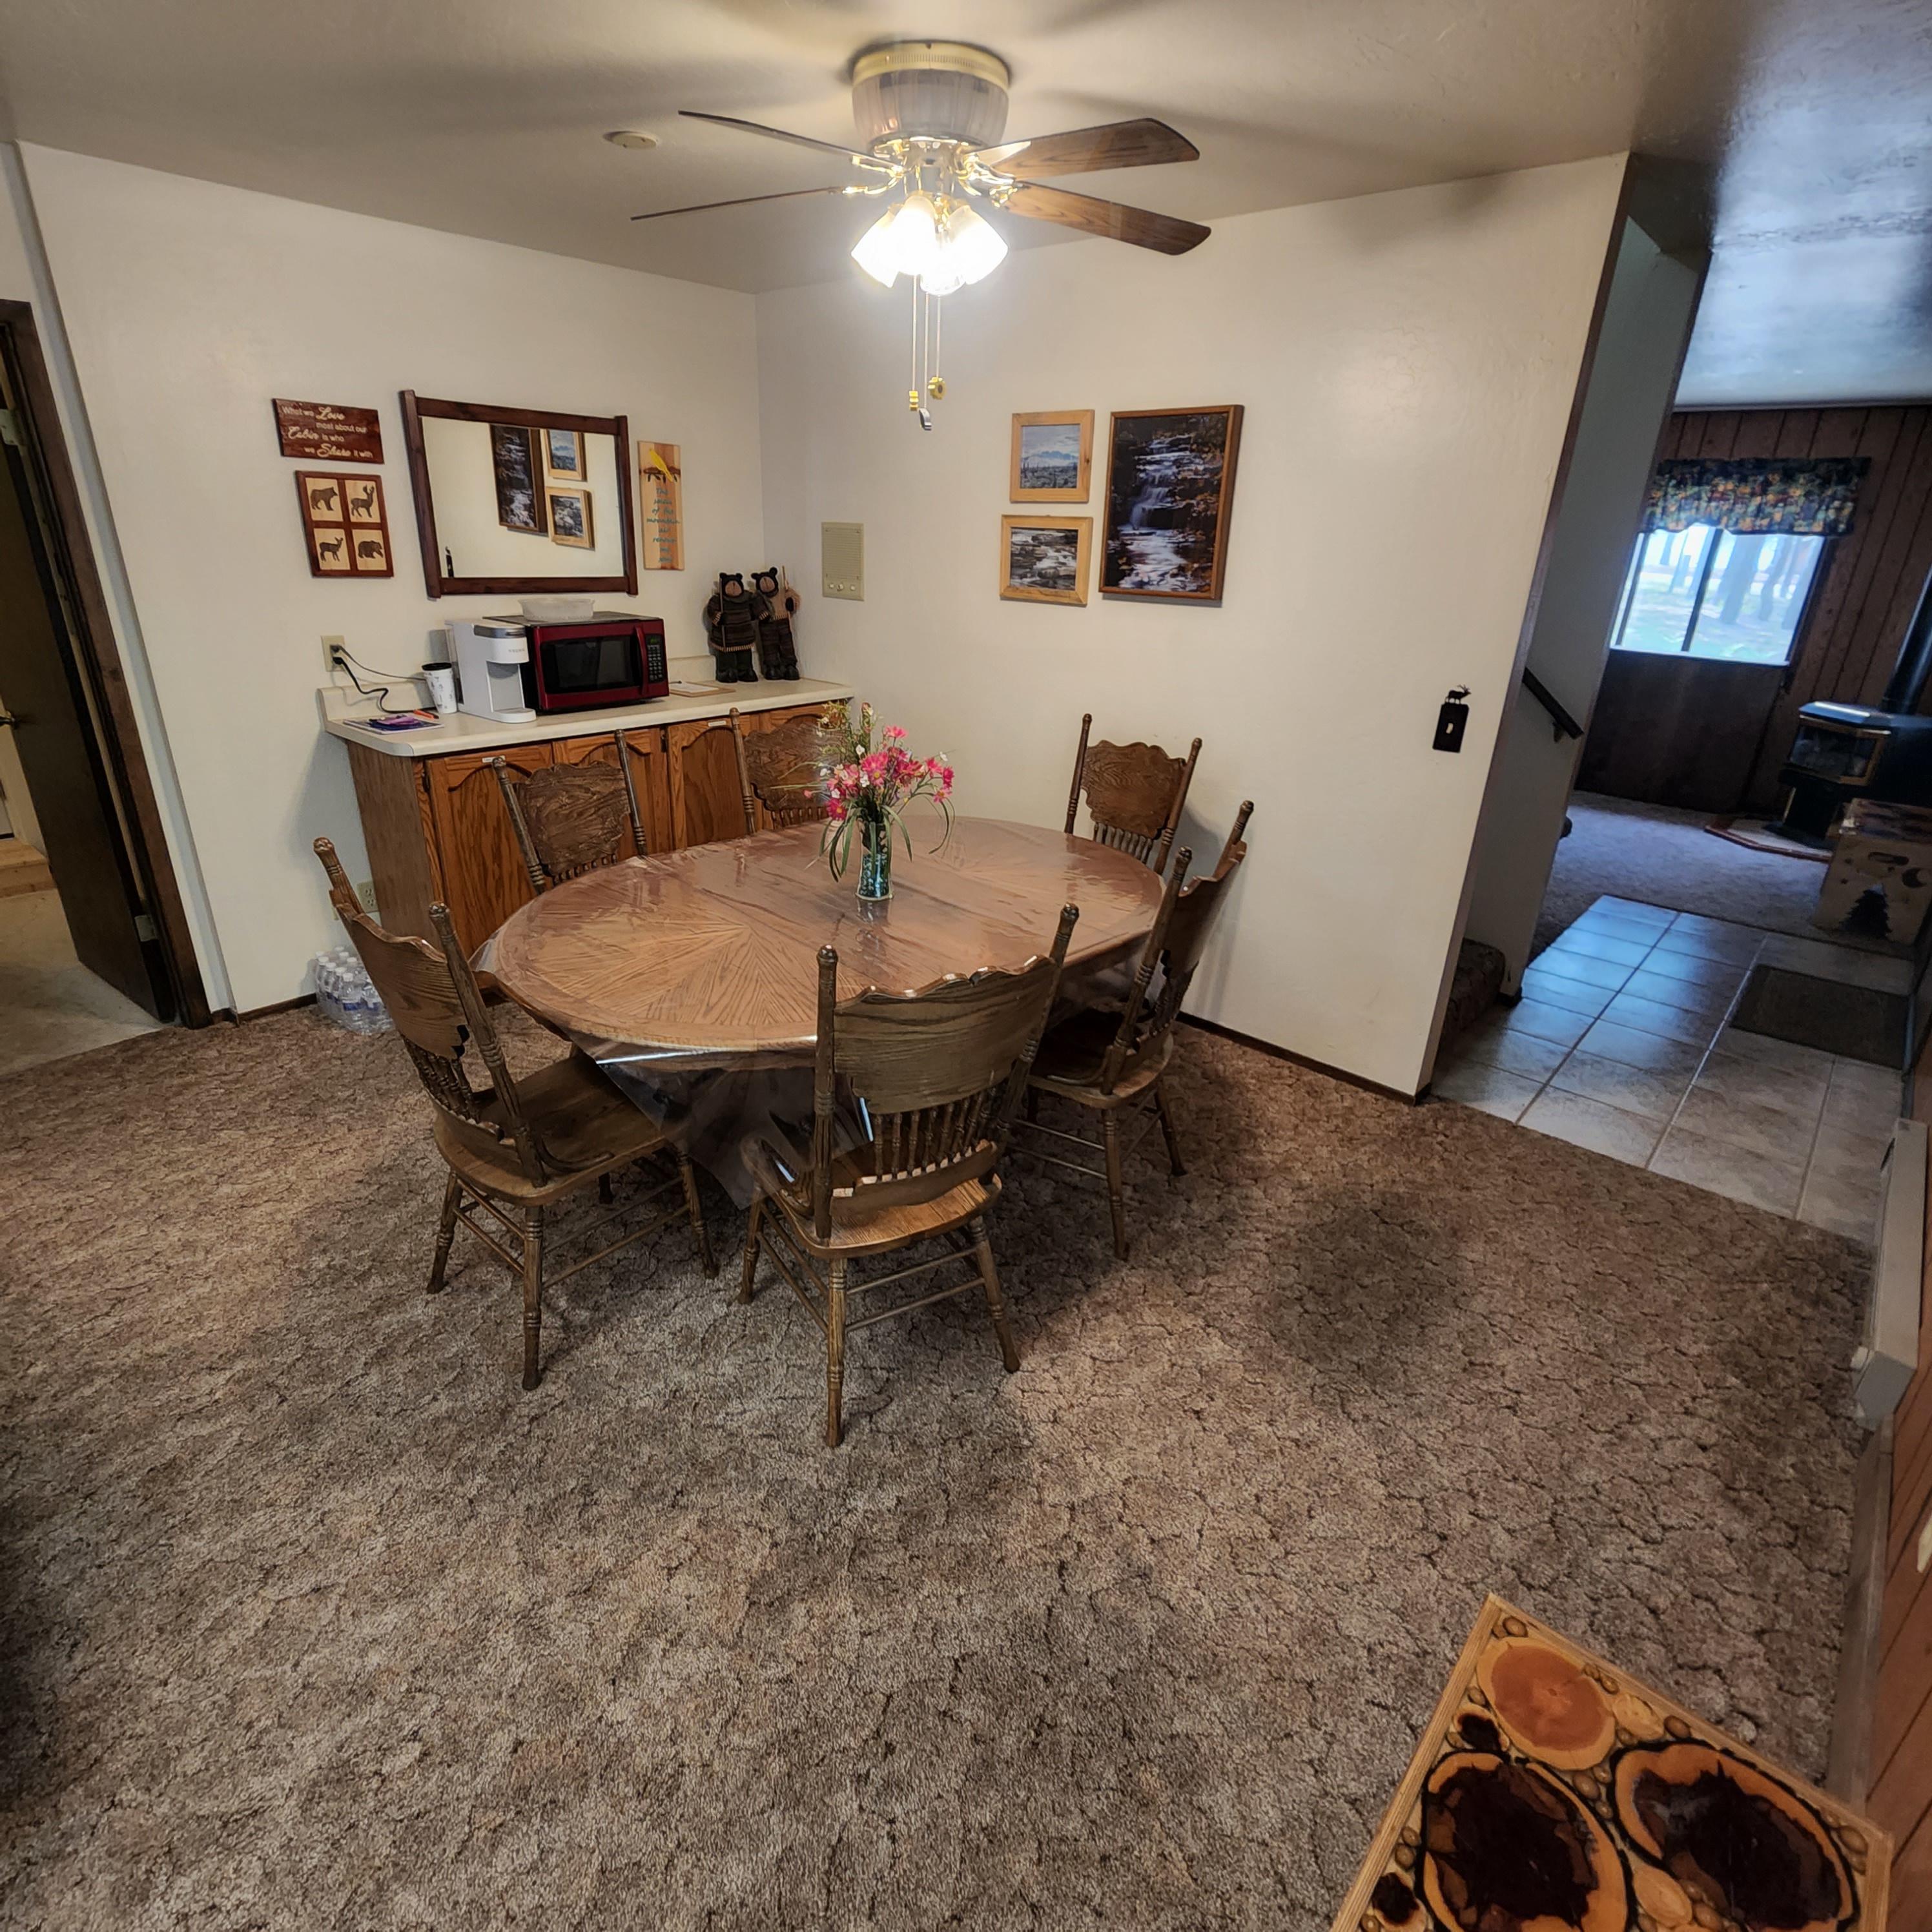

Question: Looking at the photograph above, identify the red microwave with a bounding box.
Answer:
[522,615,668,714]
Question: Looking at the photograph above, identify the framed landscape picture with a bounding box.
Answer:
[545,427,585,481]
[1101,405,1243,602]
[1000,515,1091,606]
[490,422,546,534]
[547,486,594,549]
[1010,409,1093,502]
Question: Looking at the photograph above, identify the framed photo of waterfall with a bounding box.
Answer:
[1101,405,1244,602]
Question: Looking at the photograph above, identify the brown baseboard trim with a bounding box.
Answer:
[1178,1012,1420,1105]
[223,993,318,1023]
[1825,1415,1893,1808]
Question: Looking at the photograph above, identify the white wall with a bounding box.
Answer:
[19,145,765,1012]
[759,158,1629,1094]
[1461,221,1704,994]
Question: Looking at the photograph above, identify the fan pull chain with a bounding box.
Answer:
[908,283,945,431]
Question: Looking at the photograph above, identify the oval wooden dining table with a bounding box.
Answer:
[484,816,1167,1069]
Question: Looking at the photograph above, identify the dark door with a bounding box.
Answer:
[0,440,169,1016]
[1579,653,1786,812]
[1578,522,1832,814]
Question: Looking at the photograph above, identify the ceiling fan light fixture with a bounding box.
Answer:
[937,201,1007,286]
[851,192,942,287]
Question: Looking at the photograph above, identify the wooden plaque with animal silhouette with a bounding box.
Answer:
[297,470,394,577]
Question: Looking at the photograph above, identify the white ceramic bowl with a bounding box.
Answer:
[519,595,598,623]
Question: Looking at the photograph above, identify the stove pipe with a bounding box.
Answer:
[1881,562,1932,714]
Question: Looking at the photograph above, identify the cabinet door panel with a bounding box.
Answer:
[556,726,674,857]
[422,743,554,951]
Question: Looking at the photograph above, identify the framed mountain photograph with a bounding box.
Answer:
[1010,409,1093,502]
[1100,404,1244,602]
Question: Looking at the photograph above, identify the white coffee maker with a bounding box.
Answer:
[447,620,535,724]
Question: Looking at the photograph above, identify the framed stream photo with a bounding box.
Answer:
[1101,404,1243,602]
[547,486,594,550]
[1010,409,1093,502]
[490,422,546,534]
[1000,515,1091,606]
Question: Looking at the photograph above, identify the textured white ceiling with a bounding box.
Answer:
[1,0,1927,402]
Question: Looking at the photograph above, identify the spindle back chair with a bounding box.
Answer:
[732,707,834,835]
[739,902,1079,1445]
[1064,712,1201,876]
[312,836,714,1389]
[491,738,647,893]
[1019,802,1253,1259]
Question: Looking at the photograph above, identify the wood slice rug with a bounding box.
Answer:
[1332,1596,1891,1932]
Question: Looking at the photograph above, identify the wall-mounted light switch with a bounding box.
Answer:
[821,522,864,601]
[1434,686,1470,753]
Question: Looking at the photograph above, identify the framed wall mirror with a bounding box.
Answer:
[399,392,638,598]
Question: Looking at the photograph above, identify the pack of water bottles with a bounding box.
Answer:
[311,946,392,1034]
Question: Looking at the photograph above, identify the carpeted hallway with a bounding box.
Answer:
[1,1011,1868,1929]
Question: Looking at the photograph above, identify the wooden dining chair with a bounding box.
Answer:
[491,737,647,892]
[1064,713,1202,876]
[738,903,1080,1446]
[313,837,714,1390]
[731,707,833,836]
[1018,803,1251,1260]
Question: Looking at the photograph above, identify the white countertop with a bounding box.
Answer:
[320,676,854,759]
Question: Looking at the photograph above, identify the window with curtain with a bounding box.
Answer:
[1608,457,1869,666]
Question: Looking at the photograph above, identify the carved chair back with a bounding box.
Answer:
[734,708,834,835]
[491,739,646,892]
[314,834,369,922]
[312,837,550,1187]
[805,904,1080,1238]
[1095,801,1253,1094]
[1063,712,1201,875]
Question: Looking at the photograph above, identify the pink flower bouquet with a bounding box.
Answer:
[817,700,953,898]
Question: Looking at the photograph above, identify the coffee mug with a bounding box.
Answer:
[423,661,457,714]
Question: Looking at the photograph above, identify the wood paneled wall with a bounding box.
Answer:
[1662,406,1932,809]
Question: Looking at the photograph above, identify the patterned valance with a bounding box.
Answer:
[1641,457,1869,537]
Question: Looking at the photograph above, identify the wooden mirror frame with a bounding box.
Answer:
[399,391,639,599]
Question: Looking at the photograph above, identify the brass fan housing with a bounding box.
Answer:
[851,41,1011,152]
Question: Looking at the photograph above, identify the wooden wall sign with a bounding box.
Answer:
[297,471,393,577]
[273,399,384,465]
[639,441,684,571]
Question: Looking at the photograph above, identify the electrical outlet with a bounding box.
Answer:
[322,633,347,677]
[355,879,377,918]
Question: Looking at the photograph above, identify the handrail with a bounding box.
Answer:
[1521,667,1583,741]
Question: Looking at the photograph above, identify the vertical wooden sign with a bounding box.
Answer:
[639,442,684,571]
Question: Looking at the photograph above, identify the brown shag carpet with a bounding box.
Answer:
[1535,790,1899,958]
[1,1012,1867,1929]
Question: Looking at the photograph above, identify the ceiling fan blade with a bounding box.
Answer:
[974,118,1199,178]
[1002,183,1209,256]
[632,185,853,223]
[678,110,875,167]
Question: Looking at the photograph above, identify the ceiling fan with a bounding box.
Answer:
[633,41,1208,427]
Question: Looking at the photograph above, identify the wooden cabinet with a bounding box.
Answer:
[344,702,826,952]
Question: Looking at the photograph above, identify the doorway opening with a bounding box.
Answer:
[0,299,207,1074]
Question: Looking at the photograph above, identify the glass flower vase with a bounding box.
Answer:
[857,816,892,901]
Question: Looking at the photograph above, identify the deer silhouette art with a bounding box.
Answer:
[316,535,345,563]
[349,483,376,518]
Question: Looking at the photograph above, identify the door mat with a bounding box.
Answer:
[1731,963,1906,1067]
[1705,816,1831,861]
[1331,1594,1891,1932]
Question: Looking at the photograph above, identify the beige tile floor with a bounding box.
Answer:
[1433,895,1907,1243]
[0,886,165,1076]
